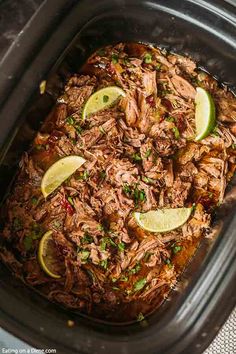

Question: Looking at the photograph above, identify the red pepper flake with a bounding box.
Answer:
[162,98,173,111]
[61,198,74,215]
[175,114,187,132]
[146,95,156,107]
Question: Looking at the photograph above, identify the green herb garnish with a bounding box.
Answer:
[79,250,90,262]
[129,262,141,274]
[120,275,128,282]
[123,184,132,194]
[144,148,152,158]
[137,312,145,322]
[166,116,175,122]
[144,53,152,64]
[100,259,108,269]
[99,170,106,179]
[31,197,38,205]
[172,245,182,254]
[142,176,155,184]
[66,116,75,125]
[165,259,173,268]
[173,126,180,139]
[111,53,119,64]
[23,236,33,251]
[132,153,142,162]
[99,126,106,134]
[100,238,107,251]
[67,196,74,206]
[53,220,61,229]
[134,278,147,292]
[118,242,125,252]
[12,217,23,232]
[81,233,93,244]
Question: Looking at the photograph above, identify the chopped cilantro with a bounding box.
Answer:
[99,170,106,179]
[111,53,119,64]
[118,242,125,252]
[139,190,146,202]
[129,262,141,274]
[82,233,93,244]
[108,238,117,247]
[103,95,109,103]
[100,238,107,251]
[166,116,175,122]
[66,116,75,125]
[137,312,145,322]
[100,259,108,269]
[12,217,22,232]
[23,236,33,251]
[172,245,182,254]
[79,250,90,262]
[29,224,44,240]
[123,57,130,65]
[67,197,74,206]
[53,220,61,229]
[99,126,106,134]
[97,224,105,231]
[120,275,128,282]
[232,144,236,149]
[134,278,147,292]
[75,124,83,135]
[144,53,152,64]
[155,63,162,71]
[31,197,38,205]
[133,187,146,204]
[112,277,117,283]
[112,286,120,291]
[144,149,152,158]
[132,153,142,162]
[165,259,173,268]
[142,176,155,184]
[123,184,132,194]
[173,126,180,139]
[83,170,89,180]
[144,252,152,262]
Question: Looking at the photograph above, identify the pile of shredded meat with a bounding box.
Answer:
[1,43,236,322]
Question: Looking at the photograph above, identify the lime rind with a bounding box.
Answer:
[38,230,61,279]
[82,86,126,120]
[134,208,192,233]
[195,87,216,141]
[41,155,86,198]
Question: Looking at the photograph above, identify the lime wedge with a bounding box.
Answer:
[41,155,86,198]
[38,231,63,279]
[195,87,216,141]
[82,86,126,120]
[134,208,192,233]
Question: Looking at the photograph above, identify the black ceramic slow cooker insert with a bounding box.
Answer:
[0,1,236,353]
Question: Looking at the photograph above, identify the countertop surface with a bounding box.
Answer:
[0,0,235,353]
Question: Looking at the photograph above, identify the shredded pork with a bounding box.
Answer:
[1,43,236,322]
